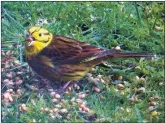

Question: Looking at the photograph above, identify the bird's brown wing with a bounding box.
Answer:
[39,35,105,65]
[34,35,152,82]
[38,34,152,66]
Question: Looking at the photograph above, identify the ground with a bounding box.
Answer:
[1,2,164,122]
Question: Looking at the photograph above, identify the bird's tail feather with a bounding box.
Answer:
[87,49,154,67]
[106,49,154,58]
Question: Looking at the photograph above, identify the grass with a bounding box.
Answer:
[1,1,164,122]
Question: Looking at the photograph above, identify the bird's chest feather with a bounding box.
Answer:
[27,55,90,82]
[27,55,57,80]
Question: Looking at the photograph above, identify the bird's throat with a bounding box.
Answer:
[25,38,52,59]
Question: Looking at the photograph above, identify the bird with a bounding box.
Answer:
[24,26,152,92]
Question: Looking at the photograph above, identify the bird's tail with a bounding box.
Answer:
[106,49,154,58]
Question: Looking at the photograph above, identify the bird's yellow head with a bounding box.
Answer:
[25,26,53,46]
[25,27,53,57]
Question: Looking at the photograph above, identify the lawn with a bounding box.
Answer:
[1,2,164,122]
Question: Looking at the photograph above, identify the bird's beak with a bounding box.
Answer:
[25,31,35,46]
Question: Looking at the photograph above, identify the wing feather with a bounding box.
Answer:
[39,35,104,65]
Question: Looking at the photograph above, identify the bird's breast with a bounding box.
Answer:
[27,56,91,82]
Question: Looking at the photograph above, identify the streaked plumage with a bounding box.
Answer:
[25,27,152,83]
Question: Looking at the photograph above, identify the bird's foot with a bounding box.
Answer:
[55,81,73,95]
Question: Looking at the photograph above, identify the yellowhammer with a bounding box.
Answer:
[24,27,152,91]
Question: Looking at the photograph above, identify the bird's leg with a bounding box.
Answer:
[62,81,72,91]
[35,74,51,89]
[55,81,73,94]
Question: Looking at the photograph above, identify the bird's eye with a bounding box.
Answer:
[39,33,42,37]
